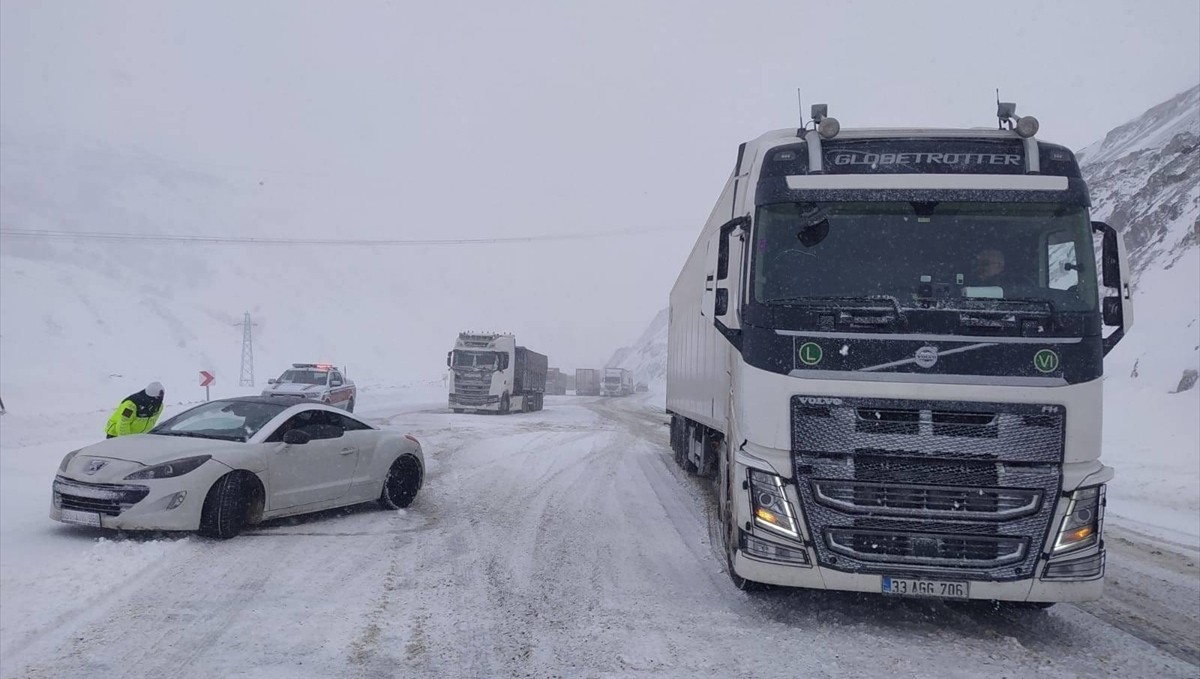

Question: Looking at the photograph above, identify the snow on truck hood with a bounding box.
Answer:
[63,434,242,479]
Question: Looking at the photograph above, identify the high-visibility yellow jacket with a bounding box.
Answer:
[105,395,164,437]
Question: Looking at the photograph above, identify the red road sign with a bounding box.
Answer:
[199,370,215,387]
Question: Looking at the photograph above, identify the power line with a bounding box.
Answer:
[0,225,693,246]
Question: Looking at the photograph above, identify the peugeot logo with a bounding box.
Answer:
[914,346,939,369]
[84,459,108,475]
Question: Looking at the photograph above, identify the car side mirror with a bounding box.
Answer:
[282,429,311,445]
[1103,296,1123,326]
[267,378,277,385]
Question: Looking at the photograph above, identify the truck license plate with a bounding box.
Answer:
[882,576,969,599]
[60,508,102,527]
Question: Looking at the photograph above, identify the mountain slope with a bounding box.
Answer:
[1080,84,1199,392]
[606,308,667,384]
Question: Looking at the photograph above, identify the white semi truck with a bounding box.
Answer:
[448,332,547,414]
[602,368,634,397]
[667,103,1133,605]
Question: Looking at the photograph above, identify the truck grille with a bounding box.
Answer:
[826,529,1027,567]
[54,477,150,517]
[791,396,1063,581]
[812,481,1043,520]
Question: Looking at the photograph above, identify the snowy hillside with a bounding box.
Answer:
[1079,84,1199,393]
[606,308,667,384]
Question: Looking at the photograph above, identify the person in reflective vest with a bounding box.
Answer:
[105,382,165,438]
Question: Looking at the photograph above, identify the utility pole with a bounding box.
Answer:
[235,312,258,387]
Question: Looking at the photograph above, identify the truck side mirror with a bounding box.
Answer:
[1103,296,1123,326]
[714,289,729,316]
[1091,220,1134,354]
[446,351,452,368]
[707,216,748,348]
[1094,221,1121,288]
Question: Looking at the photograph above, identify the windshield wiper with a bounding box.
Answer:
[771,295,903,312]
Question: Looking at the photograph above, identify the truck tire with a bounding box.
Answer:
[720,454,769,591]
[453,408,465,414]
[500,393,511,415]
[198,472,249,539]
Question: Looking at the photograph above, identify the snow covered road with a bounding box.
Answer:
[1,391,1197,678]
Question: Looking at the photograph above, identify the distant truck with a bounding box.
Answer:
[262,363,356,411]
[546,368,568,395]
[602,368,634,397]
[448,333,547,414]
[575,369,602,396]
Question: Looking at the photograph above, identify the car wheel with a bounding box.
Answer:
[199,472,248,539]
[379,455,423,509]
[346,398,355,413]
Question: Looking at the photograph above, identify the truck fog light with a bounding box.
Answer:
[1044,551,1104,580]
[742,531,810,565]
[166,491,187,510]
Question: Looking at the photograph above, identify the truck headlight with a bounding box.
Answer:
[748,469,800,541]
[1053,485,1103,554]
[124,455,212,480]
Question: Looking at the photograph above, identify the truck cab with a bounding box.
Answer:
[667,103,1133,603]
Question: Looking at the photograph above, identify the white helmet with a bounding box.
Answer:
[144,382,164,398]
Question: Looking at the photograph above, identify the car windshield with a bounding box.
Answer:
[452,350,499,368]
[152,400,289,442]
[276,369,328,385]
[751,201,1099,313]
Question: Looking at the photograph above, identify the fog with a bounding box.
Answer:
[2,0,1198,377]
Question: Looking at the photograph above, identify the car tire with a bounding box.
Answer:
[379,455,423,509]
[346,398,355,413]
[199,473,248,539]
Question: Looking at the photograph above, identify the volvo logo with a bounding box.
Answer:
[795,396,843,406]
[914,346,939,369]
[84,459,108,475]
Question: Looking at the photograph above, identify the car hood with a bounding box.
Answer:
[64,435,244,481]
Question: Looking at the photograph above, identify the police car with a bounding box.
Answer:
[261,363,357,412]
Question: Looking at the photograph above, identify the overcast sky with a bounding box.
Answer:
[2,0,1198,371]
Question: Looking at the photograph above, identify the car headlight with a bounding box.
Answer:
[1053,485,1103,554]
[58,449,82,473]
[124,455,212,480]
[748,468,801,540]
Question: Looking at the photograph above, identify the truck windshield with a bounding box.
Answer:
[751,201,1098,313]
[453,350,499,368]
[276,370,328,385]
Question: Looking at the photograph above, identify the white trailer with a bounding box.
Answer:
[667,103,1133,604]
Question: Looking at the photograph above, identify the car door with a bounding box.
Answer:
[329,371,350,407]
[265,410,360,510]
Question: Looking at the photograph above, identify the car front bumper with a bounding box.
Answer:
[50,465,225,532]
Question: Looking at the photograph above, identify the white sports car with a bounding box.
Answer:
[51,397,424,538]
